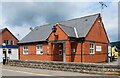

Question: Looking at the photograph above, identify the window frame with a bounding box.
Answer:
[36,44,43,55]
[90,42,95,54]
[8,49,12,54]
[4,40,8,45]
[10,40,14,45]
[23,45,28,54]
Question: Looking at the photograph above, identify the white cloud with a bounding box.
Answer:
[1,1,119,42]
[1,0,120,2]
[102,2,118,41]
[0,15,31,40]
[7,25,31,40]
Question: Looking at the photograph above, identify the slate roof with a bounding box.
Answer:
[18,13,100,44]
[59,13,99,37]
[19,24,53,43]
[60,25,76,37]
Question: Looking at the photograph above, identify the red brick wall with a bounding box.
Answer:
[48,25,68,41]
[65,41,71,62]
[19,43,51,61]
[20,25,69,61]
[0,28,18,45]
[71,42,81,62]
[48,25,69,62]
[86,16,108,42]
[82,42,107,63]
[82,16,108,63]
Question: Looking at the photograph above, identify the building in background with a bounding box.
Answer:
[110,41,120,50]
[0,28,19,62]
[18,13,109,63]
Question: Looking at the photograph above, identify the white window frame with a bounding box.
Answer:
[90,42,95,54]
[23,46,28,54]
[36,44,43,55]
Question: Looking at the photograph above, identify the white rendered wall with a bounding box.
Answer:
[0,49,2,62]
[0,48,18,62]
[9,49,18,60]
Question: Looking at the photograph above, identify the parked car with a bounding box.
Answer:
[112,46,118,59]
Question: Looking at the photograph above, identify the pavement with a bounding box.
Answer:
[109,56,120,65]
[1,64,101,76]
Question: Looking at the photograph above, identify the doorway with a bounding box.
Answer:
[52,43,66,62]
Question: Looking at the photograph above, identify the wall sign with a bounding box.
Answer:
[96,46,102,51]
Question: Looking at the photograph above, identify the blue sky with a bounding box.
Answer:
[0,0,119,42]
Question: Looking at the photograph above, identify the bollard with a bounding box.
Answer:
[3,58,6,65]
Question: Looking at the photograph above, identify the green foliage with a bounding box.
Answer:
[118,50,120,56]
[111,41,120,49]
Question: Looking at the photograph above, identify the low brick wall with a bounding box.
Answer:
[8,60,120,76]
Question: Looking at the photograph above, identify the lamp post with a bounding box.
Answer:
[2,43,6,65]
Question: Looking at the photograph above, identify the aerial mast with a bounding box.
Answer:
[99,2,107,18]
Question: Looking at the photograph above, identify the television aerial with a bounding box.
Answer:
[99,2,107,17]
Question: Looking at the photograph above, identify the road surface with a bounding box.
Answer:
[110,55,120,65]
[1,63,101,76]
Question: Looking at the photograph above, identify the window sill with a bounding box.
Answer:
[23,54,28,55]
[36,54,43,55]
[90,53,95,55]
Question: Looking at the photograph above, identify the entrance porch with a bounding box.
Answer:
[48,41,78,62]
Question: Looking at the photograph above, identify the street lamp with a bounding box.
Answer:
[2,43,6,65]
[3,43,6,46]
[2,43,6,54]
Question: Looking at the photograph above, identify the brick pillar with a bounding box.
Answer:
[65,41,71,62]
[48,42,53,61]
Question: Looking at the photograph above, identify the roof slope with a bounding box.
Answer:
[19,13,99,44]
[20,24,53,43]
[59,13,99,37]
[60,25,76,37]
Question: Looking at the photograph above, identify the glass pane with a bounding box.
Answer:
[90,49,94,54]
[40,45,42,48]
[37,46,39,49]
[90,49,92,53]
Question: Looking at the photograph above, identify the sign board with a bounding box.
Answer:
[96,46,102,51]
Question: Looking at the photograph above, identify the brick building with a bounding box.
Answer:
[0,28,19,62]
[18,13,109,63]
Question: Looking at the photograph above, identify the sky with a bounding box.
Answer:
[0,0,119,42]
